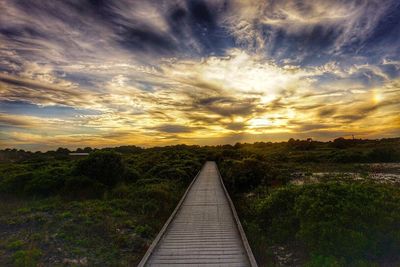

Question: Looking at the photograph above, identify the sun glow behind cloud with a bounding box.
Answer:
[0,0,399,150]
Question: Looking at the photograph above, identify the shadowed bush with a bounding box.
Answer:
[75,151,125,187]
[255,183,400,266]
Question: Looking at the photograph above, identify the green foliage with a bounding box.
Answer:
[75,151,125,187]
[135,225,152,238]
[221,158,268,193]
[64,175,106,199]
[332,137,352,149]
[331,150,366,163]
[0,166,69,196]
[305,254,342,267]
[0,139,399,266]
[6,240,25,250]
[368,147,399,162]
[256,186,300,243]
[24,169,65,196]
[220,158,292,193]
[12,248,42,267]
[0,172,33,195]
[255,183,400,265]
[124,166,140,182]
[0,145,206,266]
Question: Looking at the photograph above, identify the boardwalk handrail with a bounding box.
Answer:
[216,164,259,267]
[137,163,205,267]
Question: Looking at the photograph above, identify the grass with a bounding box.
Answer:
[1,139,399,266]
[0,197,163,265]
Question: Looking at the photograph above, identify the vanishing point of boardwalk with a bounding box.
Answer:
[139,161,257,267]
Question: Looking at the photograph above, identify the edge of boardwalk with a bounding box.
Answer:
[138,161,258,267]
[216,163,259,267]
[137,163,205,267]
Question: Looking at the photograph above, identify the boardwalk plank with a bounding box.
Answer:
[139,161,257,267]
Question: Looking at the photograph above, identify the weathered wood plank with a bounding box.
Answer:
[139,161,257,267]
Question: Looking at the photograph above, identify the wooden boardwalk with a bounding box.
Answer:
[139,161,257,267]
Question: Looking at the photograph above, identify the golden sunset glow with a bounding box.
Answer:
[0,1,399,150]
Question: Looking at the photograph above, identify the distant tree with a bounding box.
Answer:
[56,147,70,154]
[82,147,93,153]
[233,143,242,149]
[333,137,348,149]
[332,137,361,149]
[287,138,315,150]
[114,145,142,154]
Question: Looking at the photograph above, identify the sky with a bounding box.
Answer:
[0,0,399,151]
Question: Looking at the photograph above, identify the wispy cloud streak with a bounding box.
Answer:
[0,0,399,149]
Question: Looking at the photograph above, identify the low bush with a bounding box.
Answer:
[255,183,400,266]
[75,151,125,187]
[220,158,269,193]
[12,248,42,267]
[64,175,106,199]
[367,147,399,162]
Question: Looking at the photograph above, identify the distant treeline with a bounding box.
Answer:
[1,137,400,163]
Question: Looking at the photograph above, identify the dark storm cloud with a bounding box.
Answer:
[186,0,234,54]
[297,123,336,132]
[225,122,246,131]
[1,0,399,71]
[318,107,337,117]
[186,114,220,124]
[193,96,257,117]
[0,74,79,97]
[118,27,177,55]
[0,73,90,106]
[224,0,400,67]
[268,25,341,65]
[333,114,366,123]
[361,2,400,56]
[151,124,201,133]
[333,98,400,123]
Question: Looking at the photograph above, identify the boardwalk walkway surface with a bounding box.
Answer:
[139,161,257,267]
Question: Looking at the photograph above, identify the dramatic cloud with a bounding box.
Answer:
[0,0,399,150]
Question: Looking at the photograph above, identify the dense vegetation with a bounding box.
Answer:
[0,137,399,266]
[217,138,400,266]
[234,183,400,266]
[0,146,205,266]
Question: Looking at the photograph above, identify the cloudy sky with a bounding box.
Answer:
[1,0,399,150]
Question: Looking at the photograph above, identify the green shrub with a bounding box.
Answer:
[124,167,140,183]
[12,248,42,267]
[305,254,342,267]
[111,183,131,198]
[256,183,400,265]
[75,151,125,187]
[368,147,399,162]
[135,224,153,238]
[0,172,32,194]
[332,151,366,163]
[24,170,65,196]
[6,240,25,250]
[64,175,106,198]
[221,158,268,193]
